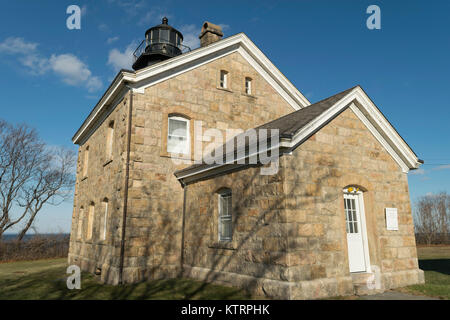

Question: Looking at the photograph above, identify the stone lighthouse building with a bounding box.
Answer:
[68,18,425,299]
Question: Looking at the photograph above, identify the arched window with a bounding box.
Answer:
[87,202,95,240]
[167,115,190,155]
[218,188,232,242]
[101,199,109,241]
[106,121,114,160]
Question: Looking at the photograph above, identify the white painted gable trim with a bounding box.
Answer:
[281,86,420,173]
[350,102,410,173]
[72,33,310,144]
[175,86,421,184]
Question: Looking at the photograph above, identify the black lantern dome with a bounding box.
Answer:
[132,17,190,70]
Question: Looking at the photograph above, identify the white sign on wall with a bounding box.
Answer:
[385,208,398,231]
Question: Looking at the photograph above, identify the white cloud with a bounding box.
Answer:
[409,168,425,175]
[179,24,200,50]
[98,23,109,32]
[138,10,171,26]
[19,53,49,75]
[218,24,230,32]
[48,54,103,92]
[107,36,120,44]
[179,22,228,50]
[108,42,137,72]
[432,164,450,171]
[0,37,102,92]
[108,0,146,17]
[0,37,38,54]
[86,76,103,92]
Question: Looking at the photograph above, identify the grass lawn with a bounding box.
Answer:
[399,245,450,300]
[1,246,449,300]
[0,259,258,300]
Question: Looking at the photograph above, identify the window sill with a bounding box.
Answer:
[216,87,233,93]
[241,93,257,99]
[160,151,193,162]
[208,242,236,250]
[103,159,113,167]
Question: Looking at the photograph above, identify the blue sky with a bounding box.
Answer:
[0,0,449,233]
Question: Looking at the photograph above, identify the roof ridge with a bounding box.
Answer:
[174,85,359,177]
[256,85,358,137]
[282,86,358,136]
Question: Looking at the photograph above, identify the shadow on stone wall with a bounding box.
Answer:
[178,156,340,299]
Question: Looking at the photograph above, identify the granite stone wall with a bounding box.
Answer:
[69,51,295,284]
[68,50,423,298]
[182,107,423,299]
[68,96,130,284]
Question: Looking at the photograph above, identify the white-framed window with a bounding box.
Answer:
[101,199,108,241]
[245,77,252,95]
[167,116,190,155]
[87,203,94,240]
[344,193,359,234]
[218,189,232,242]
[106,121,114,160]
[77,207,84,240]
[220,70,228,89]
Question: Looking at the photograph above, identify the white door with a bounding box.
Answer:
[344,193,366,272]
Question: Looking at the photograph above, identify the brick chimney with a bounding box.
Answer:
[199,22,224,47]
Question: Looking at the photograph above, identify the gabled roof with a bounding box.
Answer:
[175,86,423,185]
[72,33,311,145]
[257,86,357,138]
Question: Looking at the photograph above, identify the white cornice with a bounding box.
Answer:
[72,33,310,145]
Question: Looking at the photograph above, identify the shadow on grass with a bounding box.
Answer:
[419,259,450,276]
[0,266,255,300]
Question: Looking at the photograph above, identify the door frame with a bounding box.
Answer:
[343,188,371,273]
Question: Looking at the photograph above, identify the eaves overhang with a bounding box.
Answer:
[72,32,311,145]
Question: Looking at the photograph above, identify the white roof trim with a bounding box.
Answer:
[282,86,421,173]
[176,86,421,183]
[72,33,310,145]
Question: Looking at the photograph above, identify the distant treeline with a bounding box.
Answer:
[415,233,450,245]
[0,234,70,263]
[2,233,70,242]
[414,192,450,245]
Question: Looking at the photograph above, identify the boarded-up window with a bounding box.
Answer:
[106,121,114,160]
[87,203,94,240]
[83,146,89,177]
[101,199,108,241]
[77,207,84,240]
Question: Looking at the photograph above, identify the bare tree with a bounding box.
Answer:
[0,120,75,241]
[414,192,450,244]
